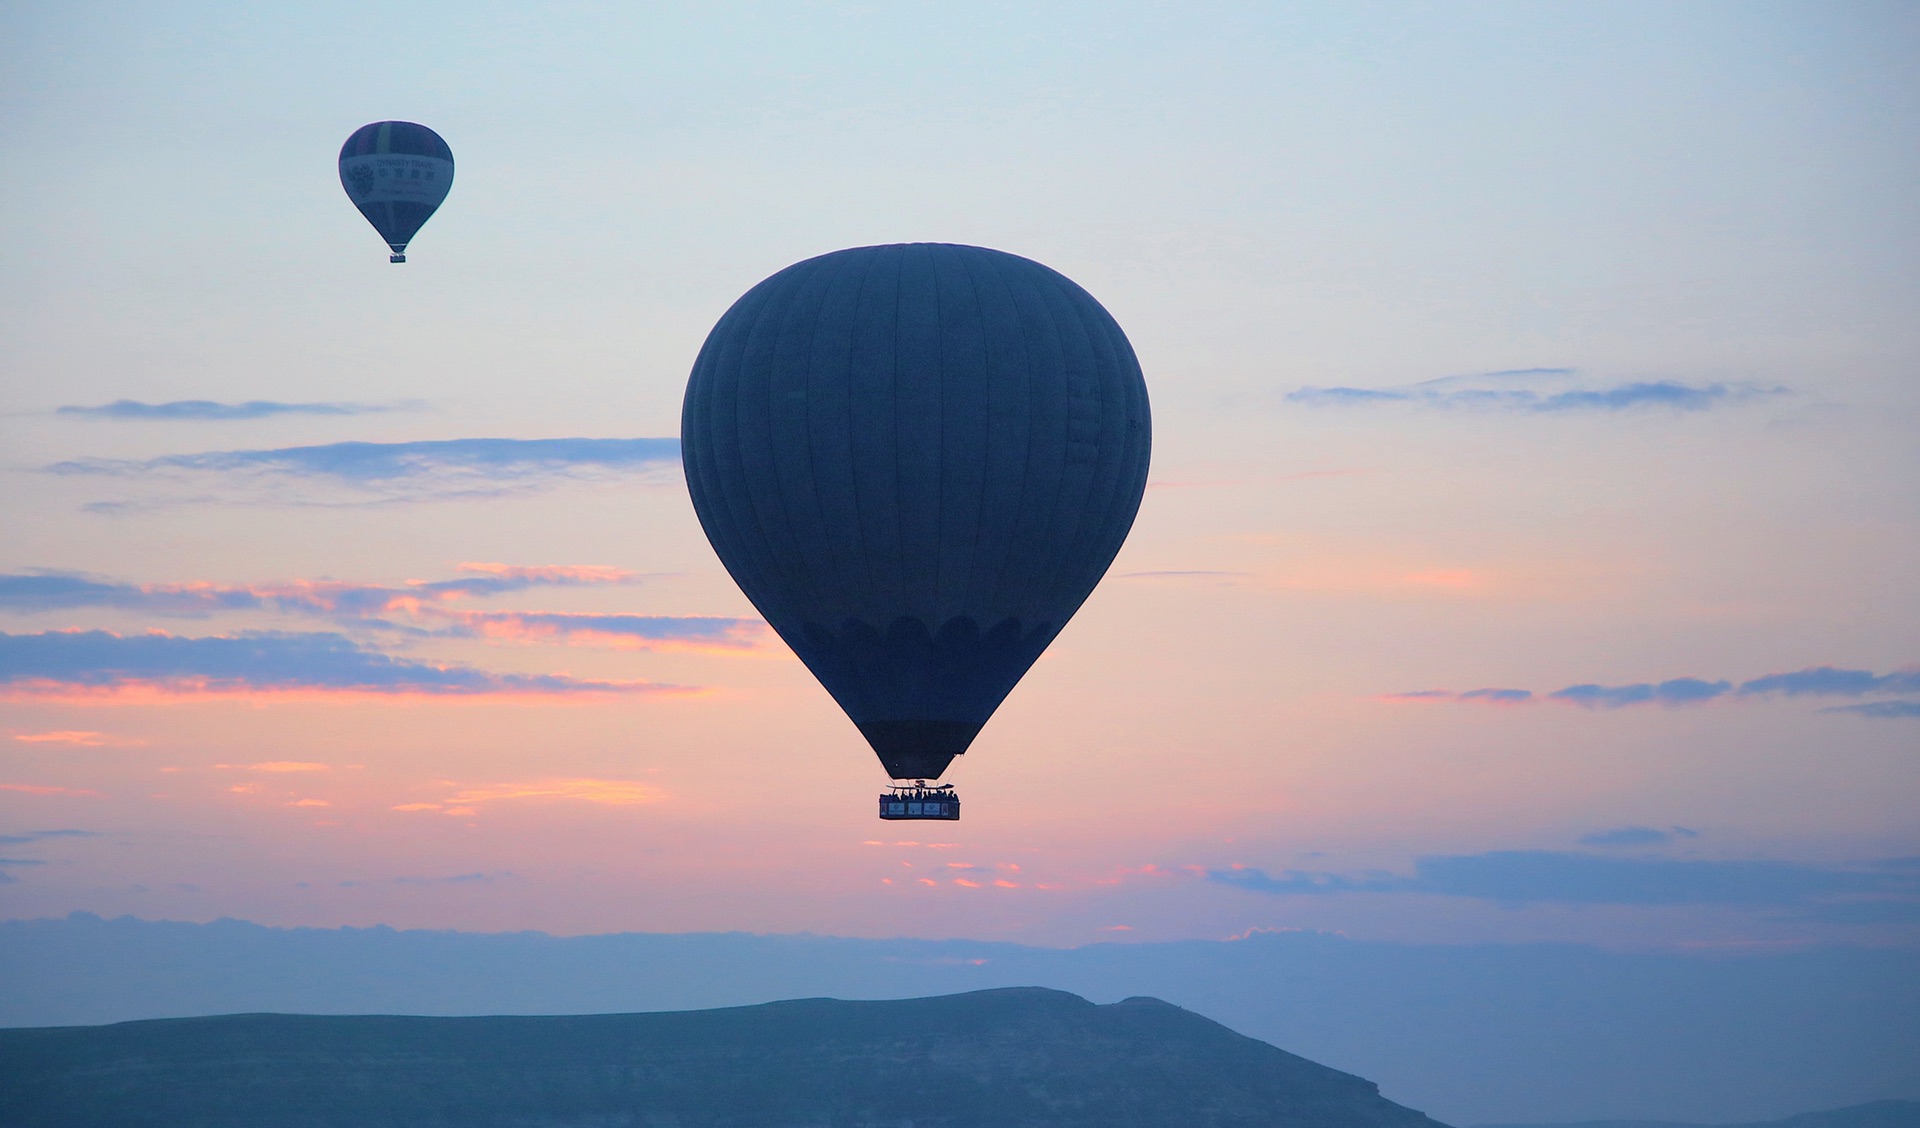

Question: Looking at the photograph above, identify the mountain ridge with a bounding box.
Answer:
[0,985,1445,1128]
[5,913,1916,1125]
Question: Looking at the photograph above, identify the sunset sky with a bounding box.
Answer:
[2,1,1916,951]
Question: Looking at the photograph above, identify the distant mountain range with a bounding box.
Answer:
[1478,1099,1920,1128]
[3,913,1916,1124]
[0,987,1444,1128]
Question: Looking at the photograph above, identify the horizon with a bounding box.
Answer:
[8,910,1918,1124]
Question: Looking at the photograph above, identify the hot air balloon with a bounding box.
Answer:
[681,243,1151,819]
[338,121,453,263]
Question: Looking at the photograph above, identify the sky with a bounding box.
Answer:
[1,1,1917,957]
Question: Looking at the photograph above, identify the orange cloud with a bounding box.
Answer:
[242,762,330,773]
[394,778,666,814]
[456,563,640,583]
[445,778,663,806]
[1401,569,1483,590]
[11,730,139,746]
[0,782,99,796]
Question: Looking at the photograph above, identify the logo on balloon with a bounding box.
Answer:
[345,163,376,199]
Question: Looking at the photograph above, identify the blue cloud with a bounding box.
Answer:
[0,568,760,653]
[1410,852,1914,906]
[392,872,517,886]
[1401,665,1920,716]
[451,612,761,647]
[1208,868,1404,895]
[0,569,762,654]
[1548,678,1732,709]
[0,573,261,615]
[1823,701,1920,719]
[1211,850,1920,908]
[1458,688,1532,704]
[1578,826,1699,847]
[1532,382,1739,411]
[55,400,407,421]
[0,830,100,846]
[1739,666,1920,697]
[1381,687,1533,703]
[0,829,98,884]
[1799,899,1920,924]
[0,629,672,696]
[1288,387,1416,405]
[1287,369,1783,413]
[0,566,645,621]
[48,437,681,483]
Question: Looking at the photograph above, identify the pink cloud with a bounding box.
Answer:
[1379,688,1535,706]
[393,778,666,814]
[445,610,767,653]
[0,782,99,796]
[454,563,640,583]
[11,730,142,746]
[1401,569,1483,590]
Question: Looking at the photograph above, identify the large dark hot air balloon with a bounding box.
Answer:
[338,121,453,263]
[681,243,1151,819]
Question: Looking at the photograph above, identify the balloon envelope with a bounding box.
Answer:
[338,121,453,262]
[681,243,1151,779]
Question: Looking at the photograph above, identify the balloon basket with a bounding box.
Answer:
[878,782,959,821]
[389,254,406,263]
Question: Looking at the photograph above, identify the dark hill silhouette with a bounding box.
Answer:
[0,986,1442,1128]
[1477,1101,1920,1128]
